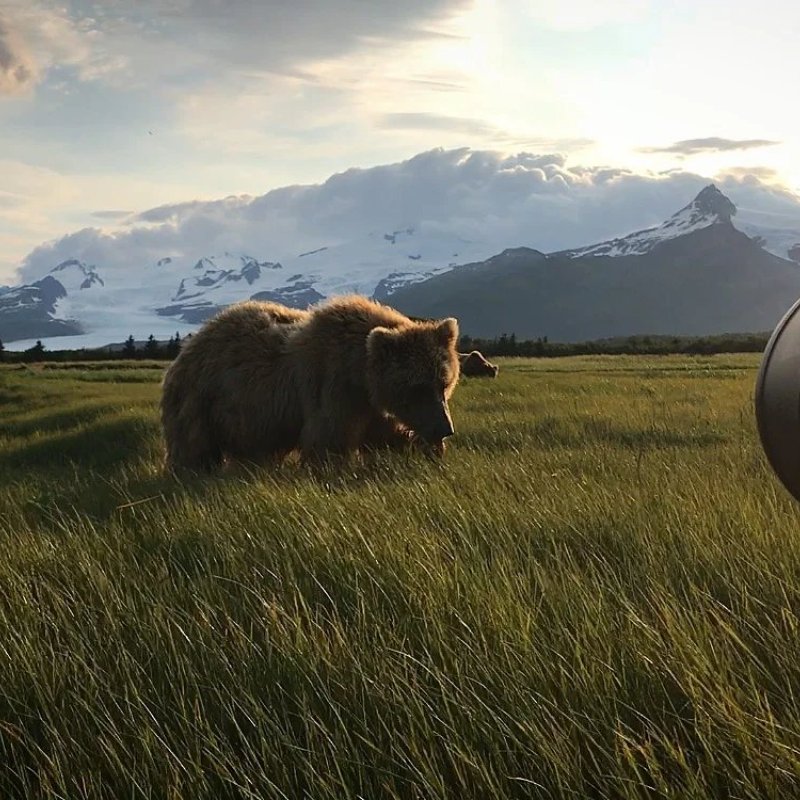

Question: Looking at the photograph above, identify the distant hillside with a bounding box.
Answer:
[389,217,800,341]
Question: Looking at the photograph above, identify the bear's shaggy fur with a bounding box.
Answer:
[160,296,461,469]
[248,301,309,325]
[459,350,499,378]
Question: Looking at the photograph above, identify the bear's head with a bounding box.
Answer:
[366,317,460,445]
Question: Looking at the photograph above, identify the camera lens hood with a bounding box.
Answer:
[755,296,800,503]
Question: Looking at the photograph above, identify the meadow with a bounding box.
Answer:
[1,354,800,799]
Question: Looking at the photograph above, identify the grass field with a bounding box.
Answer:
[2,354,800,799]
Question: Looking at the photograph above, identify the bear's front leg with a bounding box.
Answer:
[299,412,362,465]
[361,414,415,453]
[361,415,446,459]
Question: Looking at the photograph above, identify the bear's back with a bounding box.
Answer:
[168,302,298,390]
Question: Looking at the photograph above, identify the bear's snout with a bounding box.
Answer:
[435,418,455,440]
[430,405,455,441]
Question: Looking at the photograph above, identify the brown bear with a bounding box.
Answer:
[459,350,499,378]
[160,295,461,470]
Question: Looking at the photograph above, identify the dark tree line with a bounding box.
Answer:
[458,331,771,358]
[121,333,184,359]
[0,338,46,363]
[0,329,771,364]
[0,333,190,363]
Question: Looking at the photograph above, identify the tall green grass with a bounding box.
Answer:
[1,355,799,799]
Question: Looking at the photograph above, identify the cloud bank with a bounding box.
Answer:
[640,137,781,155]
[18,147,800,282]
[129,0,469,75]
[1,0,470,93]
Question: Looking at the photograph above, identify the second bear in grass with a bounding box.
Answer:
[160,295,461,470]
[459,350,499,378]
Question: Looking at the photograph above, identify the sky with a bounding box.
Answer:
[1,0,799,282]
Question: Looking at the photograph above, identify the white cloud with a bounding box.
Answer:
[0,0,498,188]
[0,0,471,92]
[0,2,111,90]
[0,12,37,94]
[0,158,212,280]
[111,0,471,75]
[17,147,800,284]
[164,0,489,162]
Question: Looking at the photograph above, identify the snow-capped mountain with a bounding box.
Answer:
[558,185,738,258]
[387,188,800,341]
[2,227,498,347]
[0,272,83,342]
[3,181,800,348]
[49,259,105,291]
[556,183,800,265]
[154,228,486,324]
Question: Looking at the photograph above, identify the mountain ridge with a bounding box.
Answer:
[388,213,800,341]
[3,183,800,348]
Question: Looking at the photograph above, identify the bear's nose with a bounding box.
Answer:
[437,416,455,439]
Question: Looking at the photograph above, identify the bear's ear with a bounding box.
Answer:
[367,326,400,359]
[436,317,459,346]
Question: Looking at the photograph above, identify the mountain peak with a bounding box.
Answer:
[684,184,736,223]
[48,258,104,290]
[558,184,738,259]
